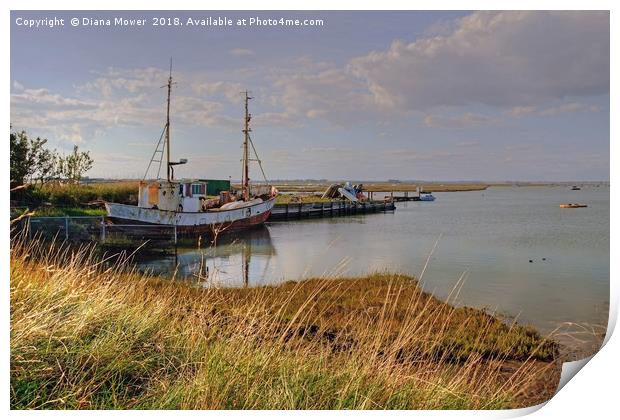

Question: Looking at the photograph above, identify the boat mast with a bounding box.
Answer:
[242,91,252,201]
[165,59,173,182]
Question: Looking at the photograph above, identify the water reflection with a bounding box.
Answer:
[135,225,276,288]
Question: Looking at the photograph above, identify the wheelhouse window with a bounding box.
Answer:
[191,183,206,196]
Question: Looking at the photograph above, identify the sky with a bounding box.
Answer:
[10,10,610,182]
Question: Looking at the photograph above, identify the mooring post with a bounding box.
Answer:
[27,217,32,241]
[285,203,289,218]
[173,224,178,244]
[100,217,106,242]
[64,216,69,241]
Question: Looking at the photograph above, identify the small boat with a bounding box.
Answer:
[419,192,436,201]
[106,64,277,235]
[571,186,581,190]
[560,203,587,208]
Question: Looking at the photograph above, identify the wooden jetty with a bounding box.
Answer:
[269,200,395,220]
[390,192,421,202]
[365,190,423,202]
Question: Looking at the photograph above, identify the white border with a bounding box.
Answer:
[3,1,615,419]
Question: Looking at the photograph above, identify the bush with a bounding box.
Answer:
[48,189,80,207]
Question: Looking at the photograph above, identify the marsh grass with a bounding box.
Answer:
[10,236,559,409]
[35,182,139,208]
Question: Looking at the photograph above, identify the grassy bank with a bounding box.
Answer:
[10,238,559,410]
[12,182,138,209]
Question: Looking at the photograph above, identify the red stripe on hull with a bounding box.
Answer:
[108,209,272,237]
[177,209,272,235]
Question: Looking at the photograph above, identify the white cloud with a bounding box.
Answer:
[12,88,97,109]
[59,124,84,144]
[507,106,537,118]
[349,11,609,111]
[194,81,245,104]
[10,11,610,148]
[259,11,608,127]
[423,113,498,129]
[10,69,243,147]
[506,102,601,118]
[272,69,378,127]
[229,48,255,57]
[252,112,300,128]
[539,102,601,116]
[79,67,171,98]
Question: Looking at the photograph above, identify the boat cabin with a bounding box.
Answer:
[138,179,228,212]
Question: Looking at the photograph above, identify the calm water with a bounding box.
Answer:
[136,186,610,337]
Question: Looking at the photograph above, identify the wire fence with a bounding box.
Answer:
[18,216,178,246]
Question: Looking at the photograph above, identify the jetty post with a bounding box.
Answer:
[100,216,106,242]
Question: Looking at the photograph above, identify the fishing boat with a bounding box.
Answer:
[560,203,587,208]
[105,64,277,235]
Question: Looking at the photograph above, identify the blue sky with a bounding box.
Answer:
[10,11,609,181]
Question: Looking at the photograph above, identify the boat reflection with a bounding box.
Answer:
[135,225,276,288]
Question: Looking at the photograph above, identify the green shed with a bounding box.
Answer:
[199,179,231,196]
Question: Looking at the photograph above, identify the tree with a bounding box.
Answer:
[10,130,60,187]
[59,145,94,183]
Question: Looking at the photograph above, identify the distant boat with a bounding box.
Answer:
[106,64,277,235]
[571,186,581,190]
[560,203,587,208]
[419,192,436,201]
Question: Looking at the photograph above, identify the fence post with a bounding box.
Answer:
[65,216,69,241]
[100,217,106,242]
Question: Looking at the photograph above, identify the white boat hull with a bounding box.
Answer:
[105,197,276,235]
